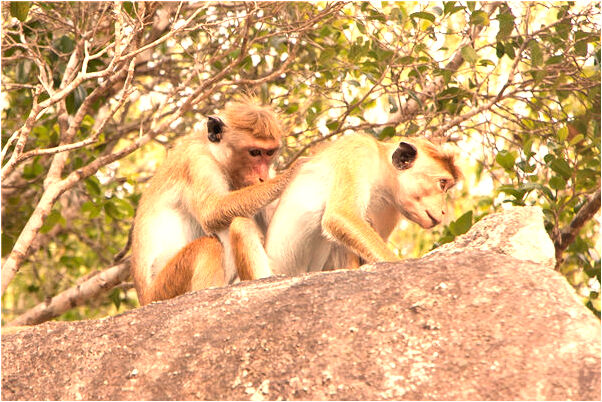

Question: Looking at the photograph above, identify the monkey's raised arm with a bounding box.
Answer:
[201,172,292,233]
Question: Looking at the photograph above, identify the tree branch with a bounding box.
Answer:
[554,188,601,269]
[6,260,131,327]
[387,2,501,125]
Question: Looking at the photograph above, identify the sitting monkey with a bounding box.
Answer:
[131,99,297,305]
[232,133,461,276]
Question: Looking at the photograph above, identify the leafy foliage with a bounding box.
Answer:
[1,2,600,323]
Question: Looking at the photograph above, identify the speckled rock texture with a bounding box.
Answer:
[2,207,600,400]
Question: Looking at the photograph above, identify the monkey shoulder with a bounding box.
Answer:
[165,139,225,181]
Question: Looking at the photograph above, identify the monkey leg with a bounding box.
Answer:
[230,216,272,281]
[323,247,362,271]
[189,236,225,291]
[141,236,225,305]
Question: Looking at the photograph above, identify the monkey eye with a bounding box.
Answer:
[266,149,276,156]
[439,179,450,192]
[249,149,261,157]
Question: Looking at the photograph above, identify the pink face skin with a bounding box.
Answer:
[246,147,279,183]
[230,145,280,188]
[395,161,455,229]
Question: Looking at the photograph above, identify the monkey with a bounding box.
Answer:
[130,99,297,305]
[231,133,461,277]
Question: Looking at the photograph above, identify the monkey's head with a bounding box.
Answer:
[390,139,461,229]
[207,100,283,188]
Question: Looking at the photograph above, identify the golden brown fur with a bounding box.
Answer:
[143,237,224,303]
[131,99,295,305]
[244,133,462,276]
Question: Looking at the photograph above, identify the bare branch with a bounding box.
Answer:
[387,2,501,125]
[554,188,601,269]
[6,260,131,327]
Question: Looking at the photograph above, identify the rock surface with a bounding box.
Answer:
[427,206,557,267]
[2,207,600,400]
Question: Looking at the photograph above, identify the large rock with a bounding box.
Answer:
[2,207,600,400]
[427,206,557,267]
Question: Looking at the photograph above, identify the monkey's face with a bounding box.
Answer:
[231,139,281,188]
[391,141,456,229]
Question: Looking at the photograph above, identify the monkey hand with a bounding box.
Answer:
[284,157,310,177]
[265,157,309,195]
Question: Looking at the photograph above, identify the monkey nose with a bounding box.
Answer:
[258,178,264,183]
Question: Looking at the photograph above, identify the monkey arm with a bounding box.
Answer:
[322,209,399,263]
[195,170,294,234]
[321,165,400,263]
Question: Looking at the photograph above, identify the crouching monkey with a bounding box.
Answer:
[233,133,462,276]
[131,99,296,305]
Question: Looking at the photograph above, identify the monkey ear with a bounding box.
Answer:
[392,141,417,170]
[207,116,224,143]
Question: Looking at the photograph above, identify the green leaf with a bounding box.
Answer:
[496,11,514,40]
[478,59,495,67]
[81,114,95,131]
[529,40,543,67]
[122,2,135,18]
[569,134,585,146]
[40,209,65,234]
[449,211,473,236]
[10,2,30,22]
[81,201,101,219]
[405,123,419,135]
[469,10,489,26]
[285,103,299,114]
[549,176,567,191]
[498,184,522,198]
[2,233,15,257]
[550,158,572,179]
[105,198,134,220]
[399,56,414,65]
[461,45,478,64]
[109,288,122,309]
[575,40,588,57]
[545,55,563,65]
[557,126,569,142]
[390,7,404,22]
[60,255,83,270]
[555,22,570,37]
[504,41,516,59]
[326,120,338,130]
[575,31,591,57]
[443,2,463,15]
[495,150,516,171]
[319,48,336,64]
[517,161,536,173]
[496,42,505,58]
[410,12,435,23]
[380,126,396,139]
[55,35,75,54]
[22,160,44,179]
[85,177,102,197]
[65,85,87,115]
[356,21,367,34]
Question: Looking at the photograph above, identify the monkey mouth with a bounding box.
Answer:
[426,211,441,227]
